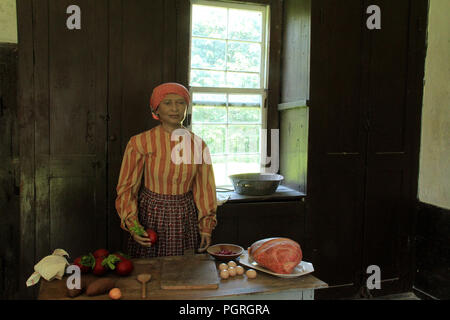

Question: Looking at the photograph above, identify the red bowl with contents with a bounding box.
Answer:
[207,244,244,261]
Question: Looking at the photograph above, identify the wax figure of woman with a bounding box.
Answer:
[115,82,217,258]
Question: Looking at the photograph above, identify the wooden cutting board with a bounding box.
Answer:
[160,255,219,290]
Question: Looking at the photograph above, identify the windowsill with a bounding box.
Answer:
[216,185,305,204]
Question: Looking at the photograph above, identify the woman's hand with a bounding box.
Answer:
[198,234,211,253]
[132,230,152,247]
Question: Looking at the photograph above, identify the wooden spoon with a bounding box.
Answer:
[137,273,151,299]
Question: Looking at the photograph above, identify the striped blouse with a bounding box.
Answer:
[115,125,217,236]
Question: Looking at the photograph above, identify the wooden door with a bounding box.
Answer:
[361,0,428,293]
[307,0,428,298]
[307,0,367,294]
[18,0,109,297]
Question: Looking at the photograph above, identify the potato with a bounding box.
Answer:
[86,278,117,296]
[66,276,96,298]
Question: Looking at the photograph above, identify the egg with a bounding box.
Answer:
[220,269,230,279]
[227,261,237,268]
[246,269,257,279]
[235,265,244,275]
[228,267,236,276]
[219,263,228,271]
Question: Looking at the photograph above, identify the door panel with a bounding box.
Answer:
[364,165,405,280]
[362,0,413,285]
[367,0,411,153]
[307,159,365,286]
[310,0,367,154]
[33,0,109,260]
[308,0,366,288]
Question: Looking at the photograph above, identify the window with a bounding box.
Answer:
[189,0,270,187]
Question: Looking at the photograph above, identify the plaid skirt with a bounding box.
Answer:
[127,187,200,258]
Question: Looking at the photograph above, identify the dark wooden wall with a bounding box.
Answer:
[14,0,282,299]
[9,0,428,299]
[107,0,191,260]
[415,203,450,300]
[0,43,20,300]
[16,0,191,298]
[214,200,306,250]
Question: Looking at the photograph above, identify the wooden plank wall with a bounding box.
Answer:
[14,0,283,299]
[12,0,428,300]
[0,43,20,300]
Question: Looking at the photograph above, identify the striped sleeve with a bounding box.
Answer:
[115,138,145,232]
[192,141,218,236]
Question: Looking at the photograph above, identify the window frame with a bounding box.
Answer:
[183,0,283,187]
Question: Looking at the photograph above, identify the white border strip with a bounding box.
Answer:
[277,100,308,111]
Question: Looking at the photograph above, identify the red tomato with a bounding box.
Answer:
[112,252,130,261]
[115,259,134,276]
[113,253,125,261]
[146,229,158,244]
[73,255,93,273]
[93,248,109,259]
[92,257,108,276]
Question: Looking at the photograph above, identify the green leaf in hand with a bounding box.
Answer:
[130,220,145,237]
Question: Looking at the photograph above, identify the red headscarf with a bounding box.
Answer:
[150,83,190,120]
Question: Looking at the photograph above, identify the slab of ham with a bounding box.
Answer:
[248,238,303,274]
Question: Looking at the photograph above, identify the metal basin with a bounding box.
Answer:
[229,173,284,196]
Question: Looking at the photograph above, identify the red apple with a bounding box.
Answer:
[146,229,158,245]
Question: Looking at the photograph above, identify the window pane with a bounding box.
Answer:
[227,154,260,176]
[189,3,268,187]
[192,106,227,123]
[227,125,260,153]
[191,70,226,87]
[192,124,226,154]
[192,93,227,106]
[226,72,260,88]
[211,155,228,186]
[229,107,260,123]
[227,41,261,72]
[228,94,261,107]
[192,5,227,39]
[191,38,226,70]
[228,9,262,42]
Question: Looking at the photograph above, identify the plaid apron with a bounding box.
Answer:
[127,187,200,258]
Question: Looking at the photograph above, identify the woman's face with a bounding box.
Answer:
[156,93,188,126]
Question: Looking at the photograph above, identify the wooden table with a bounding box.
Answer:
[38,254,328,300]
